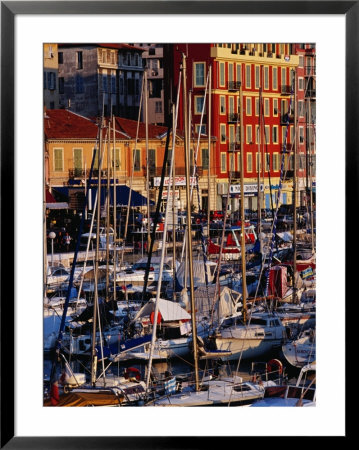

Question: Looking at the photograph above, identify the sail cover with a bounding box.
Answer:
[134,298,191,322]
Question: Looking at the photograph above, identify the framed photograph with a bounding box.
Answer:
[1,1,351,447]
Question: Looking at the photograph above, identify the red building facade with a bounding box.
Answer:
[166,43,314,212]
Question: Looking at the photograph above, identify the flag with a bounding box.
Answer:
[164,377,177,395]
[301,267,313,279]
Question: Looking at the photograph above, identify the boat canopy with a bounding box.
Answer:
[176,260,216,290]
[186,285,241,318]
[134,298,191,322]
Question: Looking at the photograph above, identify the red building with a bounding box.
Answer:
[165,43,314,212]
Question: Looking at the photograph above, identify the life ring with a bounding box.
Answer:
[150,311,162,325]
[124,367,141,381]
[266,359,283,375]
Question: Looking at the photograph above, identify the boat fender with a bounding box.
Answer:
[150,311,162,325]
[124,367,141,381]
[266,359,283,375]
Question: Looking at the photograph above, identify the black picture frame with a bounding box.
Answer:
[1,1,351,447]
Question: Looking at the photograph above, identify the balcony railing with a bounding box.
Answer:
[228,113,240,123]
[228,142,241,152]
[228,81,241,91]
[281,85,292,95]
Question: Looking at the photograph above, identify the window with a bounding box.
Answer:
[299,153,305,170]
[228,63,233,83]
[54,148,64,172]
[58,52,63,64]
[47,72,56,90]
[273,153,279,171]
[298,77,304,90]
[246,97,252,116]
[299,127,304,143]
[298,101,304,117]
[194,62,205,87]
[272,126,278,144]
[229,153,235,171]
[134,149,141,171]
[247,153,253,172]
[245,65,251,88]
[264,66,269,90]
[273,67,278,90]
[220,152,226,172]
[236,64,241,83]
[196,124,206,135]
[246,125,252,144]
[112,148,120,168]
[73,148,83,175]
[256,153,260,173]
[220,124,226,142]
[255,65,260,89]
[220,96,226,114]
[148,149,156,174]
[264,98,270,116]
[59,77,64,94]
[219,62,225,87]
[281,67,286,86]
[195,95,206,114]
[229,97,234,114]
[77,51,83,69]
[155,101,162,113]
[273,98,278,116]
[265,125,270,144]
[299,56,304,67]
[229,125,235,143]
[265,153,270,172]
[255,98,260,116]
[92,147,99,170]
[202,148,209,170]
[282,126,287,145]
[255,125,260,144]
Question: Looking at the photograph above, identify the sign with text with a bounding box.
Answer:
[153,176,197,187]
[229,184,264,195]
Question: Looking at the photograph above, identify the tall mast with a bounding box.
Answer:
[91,119,104,386]
[207,65,212,232]
[182,54,199,391]
[105,121,111,301]
[239,83,247,323]
[112,116,117,303]
[145,70,150,252]
[293,69,298,304]
[257,66,262,237]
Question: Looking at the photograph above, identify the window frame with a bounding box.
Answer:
[194,62,206,87]
[53,148,64,172]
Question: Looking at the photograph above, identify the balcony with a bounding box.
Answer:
[228,81,241,91]
[228,113,240,123]
[68,169,86,179]
[281,85,292,95]
[228,142,241,152]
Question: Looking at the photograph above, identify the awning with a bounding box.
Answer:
[46,189,69,209]
[52,185,154,208]
[134,298,191,322]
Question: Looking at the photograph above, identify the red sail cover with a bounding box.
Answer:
[268,266,287,298]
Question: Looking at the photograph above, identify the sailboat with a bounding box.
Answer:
[281,327,316,368]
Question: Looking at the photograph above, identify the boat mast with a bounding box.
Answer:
[257,66,262,237]
[207,65,212,237]
[91,118,104,386]
[145,70,151,252]
[239,82,247,323]
[112,116,117,302]
[105,121,111,302]
[293,68,298,304]
[182,53,200,391]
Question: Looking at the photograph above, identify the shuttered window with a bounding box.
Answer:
[54,148,64,172]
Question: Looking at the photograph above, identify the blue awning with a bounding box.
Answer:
[52,185,154,208]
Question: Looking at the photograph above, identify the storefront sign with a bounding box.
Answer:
[162,190,180,200]
[153,176,197,187]
[229,184,264,195]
